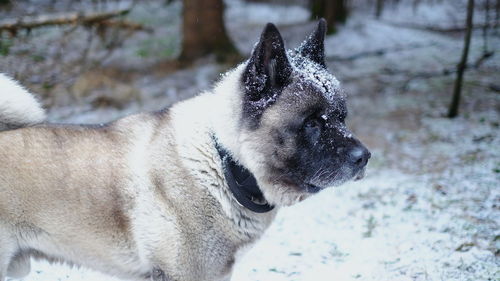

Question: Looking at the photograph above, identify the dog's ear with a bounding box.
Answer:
[297,18,326,67]
[242,23,292,102]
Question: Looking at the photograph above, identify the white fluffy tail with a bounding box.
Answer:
[0,74,46,131]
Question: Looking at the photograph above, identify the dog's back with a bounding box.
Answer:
[0,75,152,279]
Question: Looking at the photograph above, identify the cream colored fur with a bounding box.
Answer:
[0,70,277,281]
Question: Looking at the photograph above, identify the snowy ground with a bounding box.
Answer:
[2,0,499,280]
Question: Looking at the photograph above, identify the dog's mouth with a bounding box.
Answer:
[279,178,323,194]
[277,167,367,195]
[300,168,367,193]
[353,167,366,181]
[302,182,323,193]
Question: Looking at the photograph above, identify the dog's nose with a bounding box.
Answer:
[348,146,371,169]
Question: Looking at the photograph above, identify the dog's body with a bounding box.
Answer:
[0,70,275,281]
[0,21,369,281]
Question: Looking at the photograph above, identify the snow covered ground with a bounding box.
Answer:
[232,117,499,281]
[3,0,499,280]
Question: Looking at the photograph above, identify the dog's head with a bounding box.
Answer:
[228,20,370,207]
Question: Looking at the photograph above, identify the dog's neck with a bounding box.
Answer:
[168,82,277,222]
[214,139,274,213]
[207,65,279,213]
[209,65,247,160]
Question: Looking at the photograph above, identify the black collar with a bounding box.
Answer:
[214,140,274,213]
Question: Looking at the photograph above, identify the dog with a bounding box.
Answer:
[0,19,370,281]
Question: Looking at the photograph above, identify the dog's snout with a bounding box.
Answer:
[348,146,370,168]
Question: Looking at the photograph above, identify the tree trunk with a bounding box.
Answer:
[310,0,348,34]
[412,0,421,13]
[448,0,474,118]
[376,0,384,18]
[180,0,239,63]
[495,0,499,35]
[482,0,490,53]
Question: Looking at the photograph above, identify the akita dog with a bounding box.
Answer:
[0,20,369,281]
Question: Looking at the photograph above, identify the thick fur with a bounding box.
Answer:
[0,21,369,281]
[0,68,274,281]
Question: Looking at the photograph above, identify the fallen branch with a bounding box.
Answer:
[341,51,495,85]
[375,50,496,93]
[390,51,495,79]
[382,21,498,33]
[326,43,437,61]
[489,83,500,92]
[0,8,149,33]
[99,19,153,33]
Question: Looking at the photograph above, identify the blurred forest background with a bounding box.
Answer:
[0,0,499,280]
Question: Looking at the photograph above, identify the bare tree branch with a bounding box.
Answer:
[0,8,151,33]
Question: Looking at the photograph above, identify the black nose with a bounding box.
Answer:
[348,146,371,169]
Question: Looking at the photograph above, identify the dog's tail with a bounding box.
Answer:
[0,74,46,131]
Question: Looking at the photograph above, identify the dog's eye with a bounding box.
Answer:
[303,116,323,143]
[338,109,347,122]
[339,113,346,122]
[304,118,322,129]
